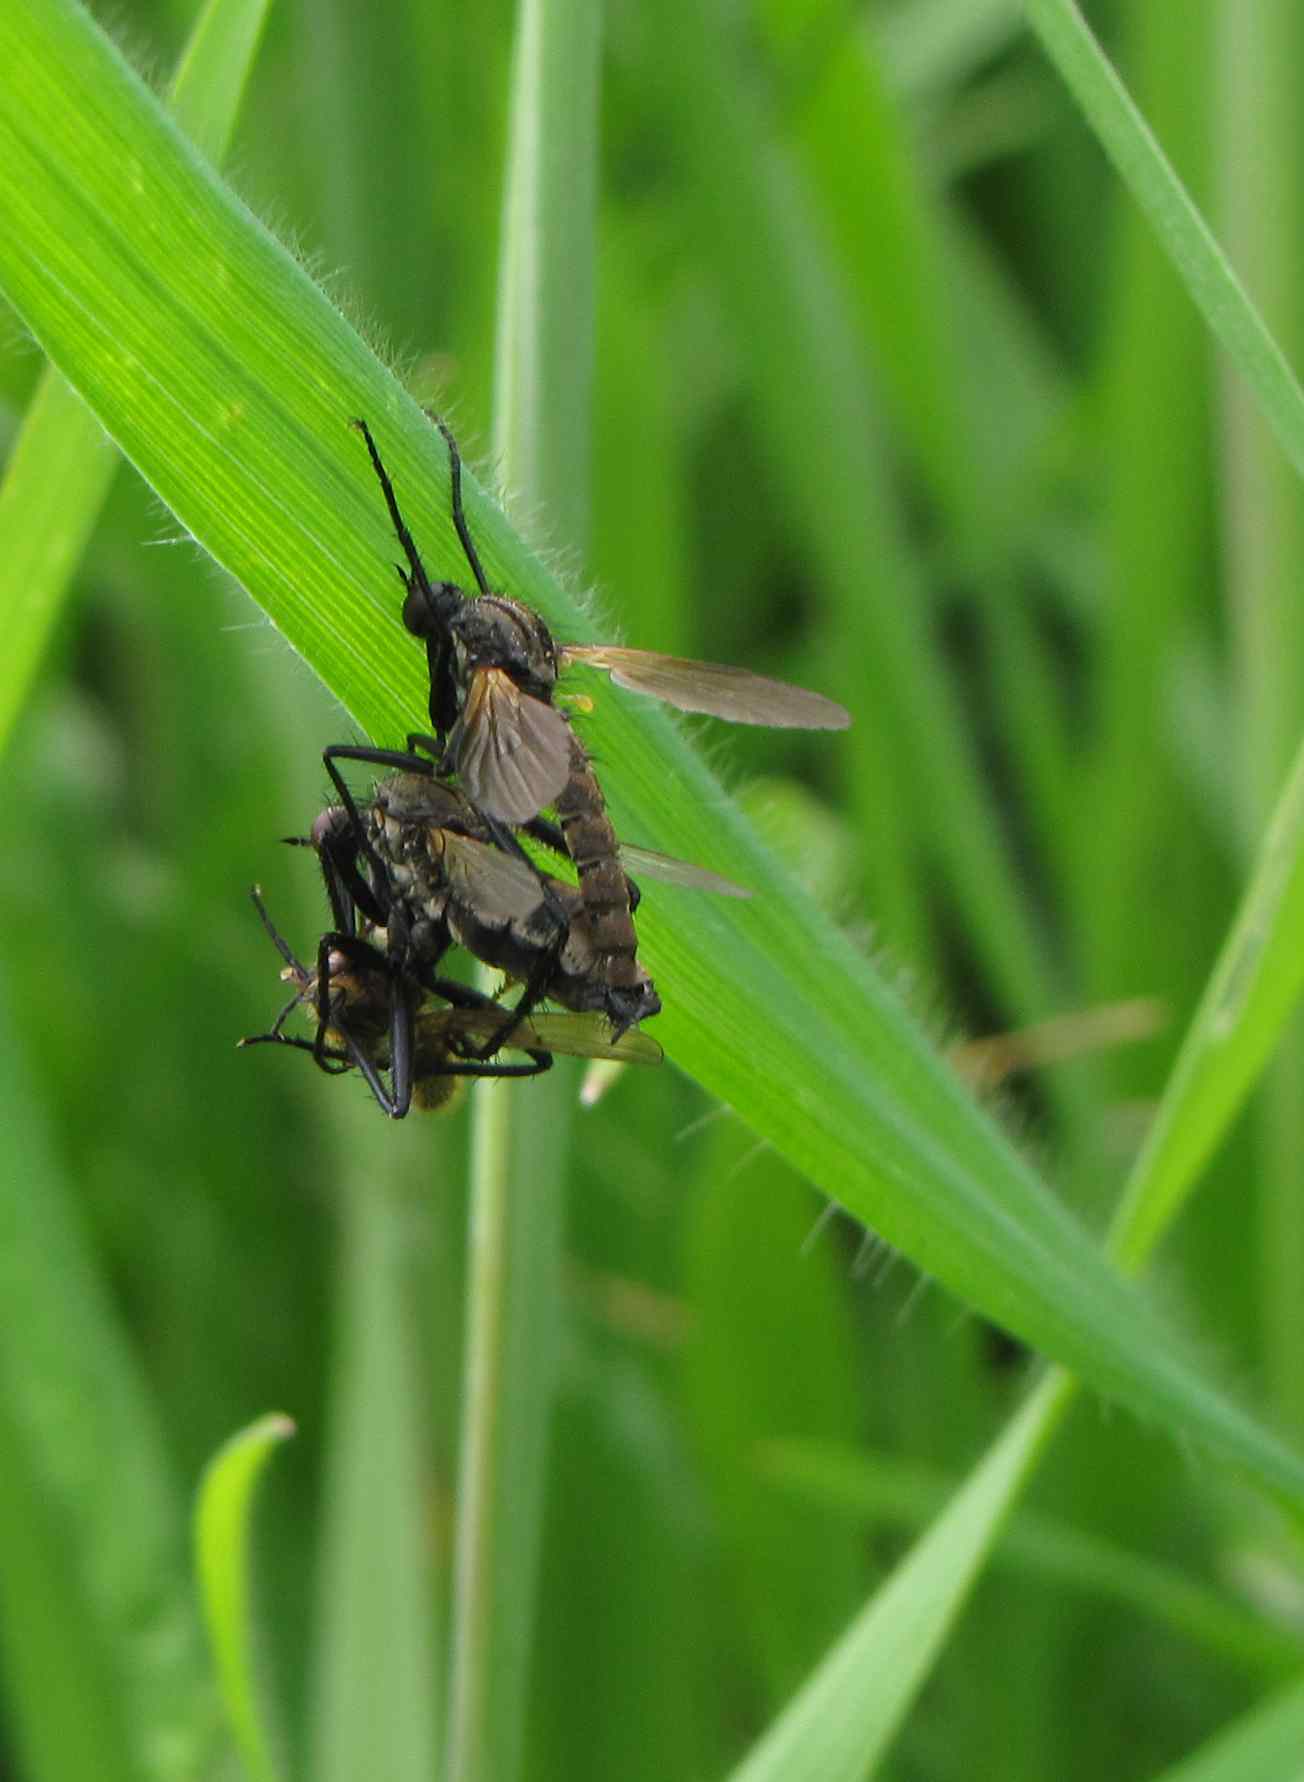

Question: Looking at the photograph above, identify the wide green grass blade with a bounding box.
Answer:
[6,0,1304,1509]
[447,5,599,1777]
[195,1414,295,1782]
[0,966,222,1780]
[0,0,272,758]
[1024,0,1304,481]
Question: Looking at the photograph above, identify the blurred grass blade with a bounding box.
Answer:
[195,1414,295,1782]
[1025,0,1304,481]
[0,965,221,1779]
[7,0,1304,1508]
[761,1438,1304,1679]
[310,1176,441,1782]
[728,704,1304,1774]
[643,0,1074,1068]
[725,1379,1069,1782]
[447,4,599,1778]
[1148,1679,1304,1782]
[1110,735,1304,1269]
[0,0,271,758]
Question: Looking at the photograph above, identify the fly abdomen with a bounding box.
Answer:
[554,737,638,959]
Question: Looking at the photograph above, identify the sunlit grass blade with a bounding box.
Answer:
[1025,0,1304,481]
[195,1414,295,1782]
[0,967,221,1779]
[448,4,599,1777]
[0,0,271,758]
[7,0,1304,1507]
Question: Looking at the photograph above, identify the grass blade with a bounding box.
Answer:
[0,0,272,757]
[195,1414,296,1782]
[1025,0,1304,481]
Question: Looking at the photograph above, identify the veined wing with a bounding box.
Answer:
[618,845,752,899]
[451,667,573,823]
[559,645,850,730]
[416,1005,663,1066]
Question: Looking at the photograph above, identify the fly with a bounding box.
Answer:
[352,416,850,832]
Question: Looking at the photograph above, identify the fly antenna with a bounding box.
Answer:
[248,885,307,979]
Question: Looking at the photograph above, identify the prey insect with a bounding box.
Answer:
[240,887,661,1117]
[352,417,850,832]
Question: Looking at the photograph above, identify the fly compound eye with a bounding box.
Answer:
[402,583,437,639]
[311,806,349,850]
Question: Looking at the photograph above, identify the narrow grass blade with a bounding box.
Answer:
[724,1376,1071,1782]
[1110,736,1304,1270]
[0,965,221,1780]
[761,1438,1304,1680]
[195,1414,296,1782]
[1024,0,1304,482]
[0,0,272,758]
[447,4,599,1778]
[5,0,1304,1508]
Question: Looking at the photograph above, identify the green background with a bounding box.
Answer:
[3,0,1304,1778]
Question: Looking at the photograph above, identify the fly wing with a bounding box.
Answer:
[420,1005,663,1066]
[617,844,752,899]
[437,827,552,923]
[451,667,573,823]
[559,646,850,730]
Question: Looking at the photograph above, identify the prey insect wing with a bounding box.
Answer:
[415,1006,663,1067]
[558,645,850,730]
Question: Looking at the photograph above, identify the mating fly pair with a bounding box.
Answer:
[244,415,849,1116]
[350,416,847,1015]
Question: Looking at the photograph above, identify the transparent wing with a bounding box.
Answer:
[437,827,554,923]
[560,645,850,730]
[417,1006,663,1065]
[452,667,573,823]
[618,844,752,898]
